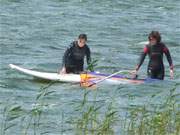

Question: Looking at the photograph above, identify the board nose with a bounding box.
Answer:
[9,64,16,69]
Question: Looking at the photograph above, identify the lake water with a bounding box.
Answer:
[0,0,180,134]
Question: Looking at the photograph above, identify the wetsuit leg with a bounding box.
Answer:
[156,69,164,80]
[66,67,75,73]
[66,65,83,74]
[147,68,164,80]
[74,65,83,74]
[148,69,156,79]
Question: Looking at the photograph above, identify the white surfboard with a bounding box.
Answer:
[9,64,147,84]
[9,64,81,82]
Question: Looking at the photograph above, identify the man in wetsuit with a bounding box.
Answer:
[60,34,91,74]
[133,31,174,80]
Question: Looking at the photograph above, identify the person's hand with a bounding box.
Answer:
[131,70,138,79]
[170,69,174,79]
[59,67,66,74]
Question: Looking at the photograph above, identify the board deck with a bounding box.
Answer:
[9,64,147,84]
[9,64,81,82]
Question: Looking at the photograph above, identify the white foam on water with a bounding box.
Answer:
[138,41,149,45]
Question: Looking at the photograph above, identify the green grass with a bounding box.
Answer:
[0,81,55,135]
[87,59,98,72]
[71,86,179,135]
[70,91,118,135]
[0,83,179,135]
[123,86,180,135]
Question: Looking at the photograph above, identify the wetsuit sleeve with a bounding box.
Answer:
[136,46,149,71]
[86,46,91,65]
[163,46,174,70]
[62,46,72,67]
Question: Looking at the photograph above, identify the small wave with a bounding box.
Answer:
[138,41,149,45]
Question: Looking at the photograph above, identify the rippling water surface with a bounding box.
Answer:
[0,0,180,134]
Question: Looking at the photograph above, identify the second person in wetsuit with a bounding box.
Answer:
[60,34,91,74]
[133,31,174,80]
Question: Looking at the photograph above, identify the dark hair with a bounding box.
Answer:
[148,31,161,43]
[78,34,87,41]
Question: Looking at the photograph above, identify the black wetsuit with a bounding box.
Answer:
[136,42,173,80]
[62,41,91,74]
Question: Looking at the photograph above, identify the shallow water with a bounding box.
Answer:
[0,0,180,134]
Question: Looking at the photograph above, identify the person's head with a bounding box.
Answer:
[78,34,87,47]
[148,31,161,45]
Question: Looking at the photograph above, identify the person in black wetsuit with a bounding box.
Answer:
[132,31,174,80]
[60,34,91,74]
